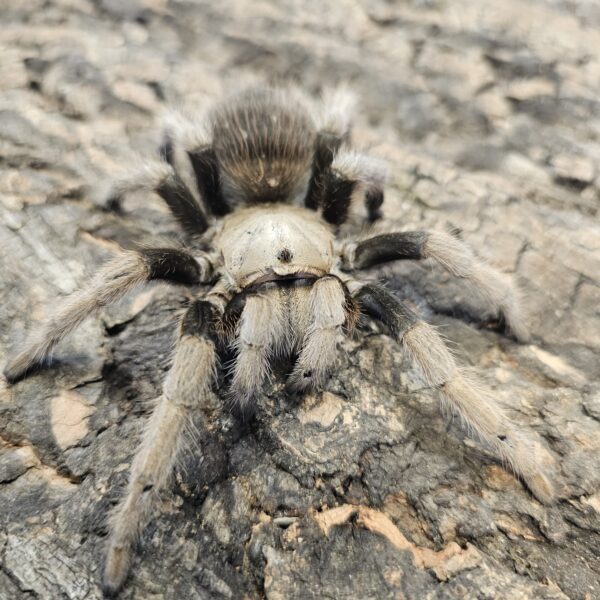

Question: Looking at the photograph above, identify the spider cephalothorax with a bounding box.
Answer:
[3,86,555,596]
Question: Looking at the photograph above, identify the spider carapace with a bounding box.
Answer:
[3,87,555,596]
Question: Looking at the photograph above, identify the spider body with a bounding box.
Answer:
[3,87,555,597]
[215,205,335,287]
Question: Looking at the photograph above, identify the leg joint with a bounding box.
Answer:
[352,231,429,271]
[180,300,221,341]
[140,248,202,285]
[355,284,419,339]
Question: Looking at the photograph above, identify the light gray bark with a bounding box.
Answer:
[1,1,599,599]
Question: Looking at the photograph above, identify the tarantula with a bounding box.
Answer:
[3,87,555,596]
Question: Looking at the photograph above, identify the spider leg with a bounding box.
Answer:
[304,86,354,211]
[353,282,554,504]
[318,86,356,141]
[161,110,230,217]
[110,161,209,236]
[307,145,387,226]
[287,276,348,392]
[304,87,387,224]
[342,230,529,342]
[4,247,213,383]
[102,298,221,597]
[230,289,287,411]
[187,146,229,216]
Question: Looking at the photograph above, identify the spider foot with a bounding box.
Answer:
[102,543,132,598]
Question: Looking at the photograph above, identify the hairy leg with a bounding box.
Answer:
[110,160,209,236]
[4,247,212,382]
[304,87,355,211]
[305,86,387,223]
[319,150,388,225]
[342,230,529,341]
[102,298,220,596]
[318,85,356,140]
[287,276,348,392]
[354,282,554,503]
[161,110,230,217]
[230,290,286,409]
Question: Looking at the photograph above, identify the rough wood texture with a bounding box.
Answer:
[1,1,599,599]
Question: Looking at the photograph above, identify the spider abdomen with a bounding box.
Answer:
[211,88,316,205]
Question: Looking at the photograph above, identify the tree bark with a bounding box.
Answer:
[1,1,599,599]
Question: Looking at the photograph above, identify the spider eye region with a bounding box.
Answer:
[277,248,293,263]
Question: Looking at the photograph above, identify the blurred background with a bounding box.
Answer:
[0,2,599,599]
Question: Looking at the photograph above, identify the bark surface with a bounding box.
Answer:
[1,1,599,599]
